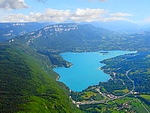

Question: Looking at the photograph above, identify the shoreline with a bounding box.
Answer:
[54,50,136,92]
[56,75,60,81]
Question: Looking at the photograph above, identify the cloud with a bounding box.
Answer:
[102,17,129,22]
[71,8,107,22]
[99,0,107,2]
[2,14,28,22]
[30,9,71,22]
[0,0,28,10]
[2,9,71,22]
[1,8,132,23]
[110,13,133,17]
[145,17,150,22]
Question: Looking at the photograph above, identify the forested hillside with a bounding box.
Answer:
[10,23,150,53]
[0,43,82,113]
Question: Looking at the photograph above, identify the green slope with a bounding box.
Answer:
[0,43,82,113]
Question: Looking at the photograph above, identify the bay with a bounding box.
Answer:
[53,51,135,92]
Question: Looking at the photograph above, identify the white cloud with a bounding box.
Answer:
[2,9,71,22]
[71,8,107,22]
[0,0,28,10]
[29,9,71,22]
[145,17,150,22]
[2,14,28,22]
[1,8,132,23]
[99,0,107,2]
[102,17,129,22]
[110,13,133,17]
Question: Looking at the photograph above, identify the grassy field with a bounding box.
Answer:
[113,88,129,95]
[140,94,150,101]
[81,92,97,99]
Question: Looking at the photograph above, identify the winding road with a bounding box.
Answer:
[70,70,150,113]
[70,70,136,106]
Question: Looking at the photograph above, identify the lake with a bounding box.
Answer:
[53,51,135,92]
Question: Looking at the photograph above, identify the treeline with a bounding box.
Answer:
[100,52,150,93]
[37,50,72,68]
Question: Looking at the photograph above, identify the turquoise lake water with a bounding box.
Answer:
[53,51,135,92]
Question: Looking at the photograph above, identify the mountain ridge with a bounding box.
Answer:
[0,22,50,42]
[11,23,114,52]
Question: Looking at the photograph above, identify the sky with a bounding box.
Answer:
[1,0,150,24]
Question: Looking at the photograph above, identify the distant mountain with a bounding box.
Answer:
[10,23,150,53]
[82,21,141,33]
[141,24,150,32]
[11,23,116,52]
[0,22,50,42]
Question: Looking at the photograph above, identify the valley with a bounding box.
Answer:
[0,23,150,113]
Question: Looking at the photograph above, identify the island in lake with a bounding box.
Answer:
[99,51,109,55]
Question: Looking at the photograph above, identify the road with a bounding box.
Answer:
[70,70,134,106]
[69,69,150,113]
[125,70,135,92]
[70,70,136,106]
[116,70,135,99]
[70,69,149,111]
